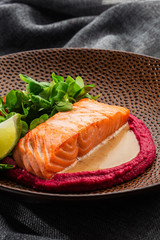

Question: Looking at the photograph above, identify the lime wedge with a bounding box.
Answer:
[0,114,22,160]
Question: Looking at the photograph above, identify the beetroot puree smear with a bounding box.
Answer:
[3,115,156,193]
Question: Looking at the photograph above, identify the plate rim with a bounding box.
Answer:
[0,47,160,62]
[1,181,160,201]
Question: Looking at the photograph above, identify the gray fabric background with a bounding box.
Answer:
[0,0,160,239]
[0,0,160,57]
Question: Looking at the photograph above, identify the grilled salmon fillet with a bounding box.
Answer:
[13,99,130,179]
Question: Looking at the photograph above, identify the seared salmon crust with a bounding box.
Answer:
[13,99,130,179]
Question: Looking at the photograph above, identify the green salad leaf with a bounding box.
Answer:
[0,164,15,170]
[0,72,99,138]
[0,97,7,117]
[30,114,49,130]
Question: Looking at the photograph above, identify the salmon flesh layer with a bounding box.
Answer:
[13,99,130,179]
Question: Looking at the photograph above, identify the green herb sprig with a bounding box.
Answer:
[0,164,14,170]
[0,73,99,137]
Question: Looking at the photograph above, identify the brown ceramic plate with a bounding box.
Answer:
[0,48,159,201]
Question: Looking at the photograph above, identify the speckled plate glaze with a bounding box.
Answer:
[0,48,159,201]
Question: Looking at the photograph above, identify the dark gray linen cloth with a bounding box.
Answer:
[0,0,160,239]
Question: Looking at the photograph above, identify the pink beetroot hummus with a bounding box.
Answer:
[3,115,156,193]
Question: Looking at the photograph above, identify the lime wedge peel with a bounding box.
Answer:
[0,114,22,160]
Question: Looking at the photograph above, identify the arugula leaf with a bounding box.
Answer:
[55,101,73,112]
[50,82,68,103]
[50,107,57,117]
[90,94,101,100]
[52,72,64,83]
[30,114,49,130]
[0,164,14,170]
[75,84,95,101]
[6,90,20,111]
[65,76,75,94]
[40,82,50,87]
[6,90,29,113]
[0,97,4,109]
[66,75,75,85]
[0,97,7,117]
[75,76,84,88]
[31,94,51,110]
[39,82,54,101]
[21,103,29,118]
[68,82,81,98]
[21,121,29,137]
[19,74,44,95]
